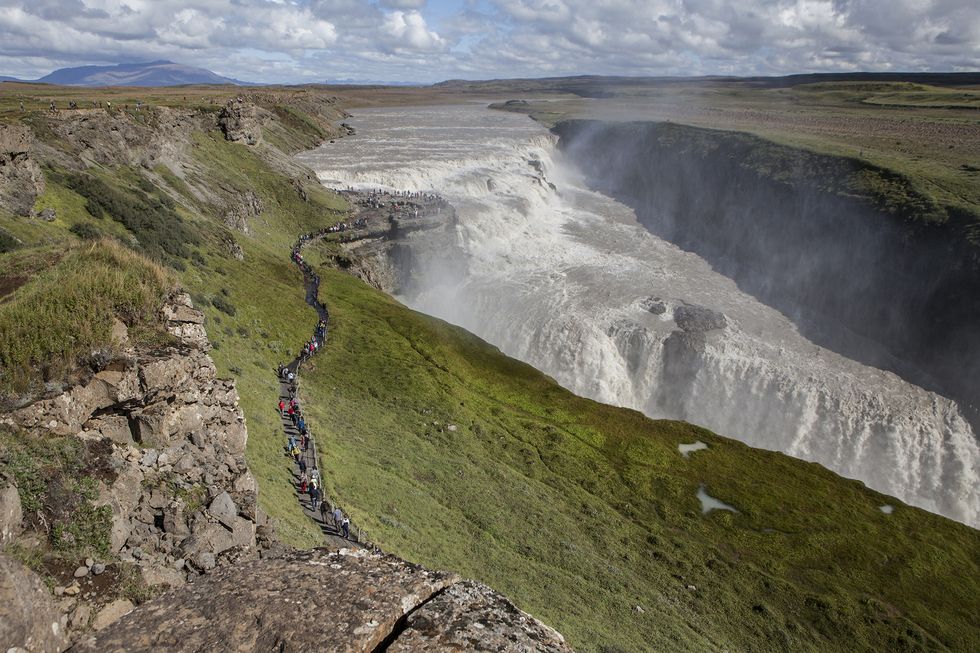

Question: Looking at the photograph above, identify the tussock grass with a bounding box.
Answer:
[0,239,174,395]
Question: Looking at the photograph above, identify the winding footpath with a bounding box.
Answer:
[278,218,367,548]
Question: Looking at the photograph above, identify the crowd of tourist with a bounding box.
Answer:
[277,219,378,541]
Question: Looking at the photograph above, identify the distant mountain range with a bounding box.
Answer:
[0,60,245,87]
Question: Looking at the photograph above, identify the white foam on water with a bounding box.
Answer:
[296,104,980,528]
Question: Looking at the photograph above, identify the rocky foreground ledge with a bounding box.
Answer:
[73,547,570,652]
[0,293,571,652]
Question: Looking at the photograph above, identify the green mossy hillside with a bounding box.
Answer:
[293,261,979,653]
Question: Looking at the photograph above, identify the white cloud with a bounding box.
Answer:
[380,0,427,8]
[381,10,445,52]
[0,0,976,83]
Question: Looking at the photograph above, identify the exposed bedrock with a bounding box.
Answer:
[553,120,980,431]
[72,548,572,653]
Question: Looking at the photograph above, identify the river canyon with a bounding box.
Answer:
[295,104,979,528]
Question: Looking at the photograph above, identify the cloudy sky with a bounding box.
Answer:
[0,0,977,83]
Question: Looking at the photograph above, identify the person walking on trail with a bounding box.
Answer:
[297,416,306,434]
[309,481,320,511]
[278,399,285,416]
[298,457,307,475]
[320,498,330,522]
[299,472,308,494]
[341,517,350,539]
[292,445,302,464]
[333,507,343,529]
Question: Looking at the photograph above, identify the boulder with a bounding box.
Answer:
[85,414,133,445]
[95,465,144,553]
[141,565,186,589]
[233,471,256,494]
[673,304,727,332]
[111,317,129,345]
[161,304,205,325]
[91,599,135,632]
[641,296,667,315]
[140,357,194,396]
[0,484,23,544]
[0,554,70,653]
[229,516,256,549]
[208,492,237,528]
[166,322,210,351]
[180,523,235,558]
[129,404,171,449]
[163,509,190,539]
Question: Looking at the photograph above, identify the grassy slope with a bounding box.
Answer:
[296,258,979,653]
[2,87,978,651]
[0,240,174,395]
[169,129,349,547]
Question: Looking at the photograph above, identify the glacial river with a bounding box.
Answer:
[296,104,979,528]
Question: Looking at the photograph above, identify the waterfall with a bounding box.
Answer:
[296,105,980,528]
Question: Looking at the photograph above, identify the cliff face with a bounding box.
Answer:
[1,293,265,647]
[0,124,45,218]
[553,120,980,428]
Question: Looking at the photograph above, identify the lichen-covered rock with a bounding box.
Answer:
[0,554,70,653]
[72,549,572,652]
[389,580,573,652]
[73,548,460,652]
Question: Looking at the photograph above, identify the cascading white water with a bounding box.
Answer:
[296,104,980,528]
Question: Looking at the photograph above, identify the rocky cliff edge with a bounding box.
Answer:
[0,293,571,652]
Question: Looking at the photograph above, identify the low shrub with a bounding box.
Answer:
[64,173,199,261]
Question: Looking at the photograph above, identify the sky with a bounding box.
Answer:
[0,0,977,84]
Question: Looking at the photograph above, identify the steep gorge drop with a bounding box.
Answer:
[296,105,979,527]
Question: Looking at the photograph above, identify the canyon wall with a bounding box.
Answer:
[553,120,980,430]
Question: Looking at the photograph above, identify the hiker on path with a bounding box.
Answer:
[333,507,342,529]
[341,517,350,539]
[299,472,308,494]
[309,480,320,511]
[299,457,307,475]
[291,444,302,464]
[278,399,285,416]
